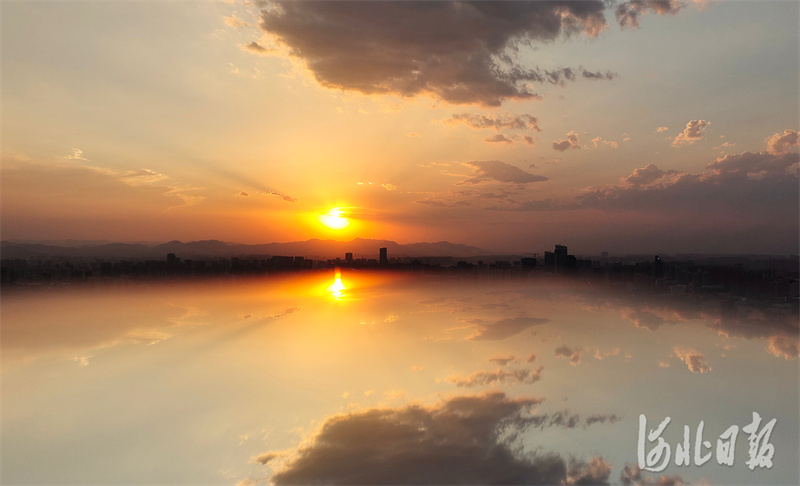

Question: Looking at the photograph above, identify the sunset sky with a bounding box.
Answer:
[2,0,798,255]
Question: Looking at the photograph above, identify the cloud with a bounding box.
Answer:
[466,316,549,340]
[619,463,688,486]
[555,345,582,366]
[225,14,250,29]
[526,353,538,363]
[767,334,799,360]
[553,131,580,151]
[253,451,284,465]
[656,126,669,132]
[444,367,543,387]
[263,190,297,202]
[258,1,615,106]
[241,41,271,55]
[71,355,93,367]
[118,168,168,186]
[253,392,612,485]
[443,113,540,131]
[622,308,673,331]
[237,191,250,197]
[671,120,710,147]
[523,135,535,145]
[487,355,516,366]
[765,128,799,155]
[581,70,618,81]
[616,0,684,29]
[484,134,514,144]
[64,148,88,161]
[673,347,711,373]
[585,414,622,426]
[594,347,621,360]
[592,136,618,149]
[522,151,799,218]
[462,160,548,185]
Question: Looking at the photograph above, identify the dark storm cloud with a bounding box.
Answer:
[444,367,543,387]
[254,392,613,485]
[466,316,549,340]
[259,1,616,106]
[463,160,548,185]
[616,0,684,29]
[553,131,581,151]
[443,113,541,131]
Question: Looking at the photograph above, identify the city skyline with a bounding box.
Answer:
[2,1,798,256]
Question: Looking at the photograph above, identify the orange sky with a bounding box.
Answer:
[2,1,798,254]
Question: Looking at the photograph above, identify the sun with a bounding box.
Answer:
[317,207,350,230]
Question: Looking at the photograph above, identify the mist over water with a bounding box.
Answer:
[2,272,798,485]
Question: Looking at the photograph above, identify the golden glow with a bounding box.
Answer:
[317,207,350,230]
[327,268,347,300]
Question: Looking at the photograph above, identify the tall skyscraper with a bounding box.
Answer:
[379,247,388,265]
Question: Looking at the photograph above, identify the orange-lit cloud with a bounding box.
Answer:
[555,345,582,366]
[444,367,543,387]
[766,128,799,155]
[616,0,684,28]
[671,119,710,147]
[673,347,712,373]
[553,131,581,151]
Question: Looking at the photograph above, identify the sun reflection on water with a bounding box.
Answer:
[327,268,347,300]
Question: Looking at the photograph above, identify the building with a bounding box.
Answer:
[379,247,388,265]
[555,244,568,271]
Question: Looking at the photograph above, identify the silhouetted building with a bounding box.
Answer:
[345,252,353,262]
[521,257,537,271]
[544,251,554,269]
[555,244,568,271]
[379,247,388,265]
[654,255,664,279]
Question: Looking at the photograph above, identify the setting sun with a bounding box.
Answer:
[318,207,350,230]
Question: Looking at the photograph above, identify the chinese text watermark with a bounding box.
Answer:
[638,412,776,472]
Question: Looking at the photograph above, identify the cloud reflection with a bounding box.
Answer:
[252,392,613,485]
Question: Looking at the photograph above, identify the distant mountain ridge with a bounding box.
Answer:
[0,238,489,260]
